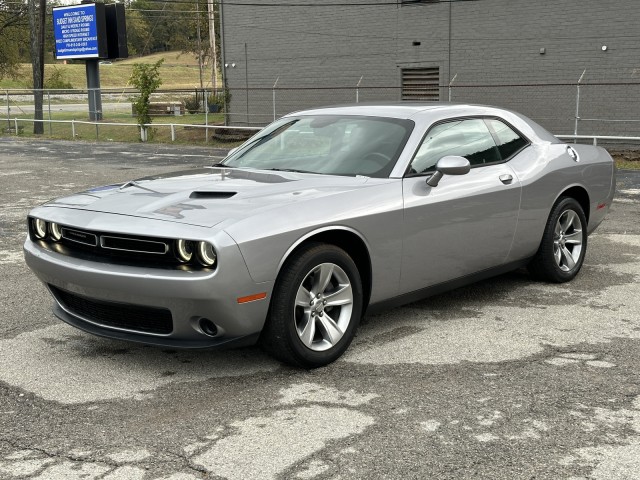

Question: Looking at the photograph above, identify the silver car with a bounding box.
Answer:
[24,104,616,368]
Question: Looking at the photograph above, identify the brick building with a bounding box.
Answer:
[219,0,640,135]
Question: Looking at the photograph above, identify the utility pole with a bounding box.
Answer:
[28,0,45,134]
[207,0,217,93]
[196,1,204,90]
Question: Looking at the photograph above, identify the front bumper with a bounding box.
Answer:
[23,232,274,348]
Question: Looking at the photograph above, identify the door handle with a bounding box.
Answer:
[499,174,513,185]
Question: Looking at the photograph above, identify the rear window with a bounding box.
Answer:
[486,119,529,160]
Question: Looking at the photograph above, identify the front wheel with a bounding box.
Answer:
[528,196,588,282]
[260,243,363,368]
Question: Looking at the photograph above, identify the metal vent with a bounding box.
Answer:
[189,191,237,199]
[401,67,440,101]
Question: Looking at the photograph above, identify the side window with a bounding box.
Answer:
[486,119,528,160]
[409,119,500,174]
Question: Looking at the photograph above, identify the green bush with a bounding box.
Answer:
[129,59,164,127]
[183,95,201,114]
[44,67,73,90]
[207,88,231,113]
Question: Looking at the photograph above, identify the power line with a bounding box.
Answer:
[122,9,640,43]
[140,0,169,55]
[128,8,203,12]
[133,0,479,6]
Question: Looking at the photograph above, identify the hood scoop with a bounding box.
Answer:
[189,191,237,199]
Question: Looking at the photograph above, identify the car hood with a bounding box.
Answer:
[43,167,373,228]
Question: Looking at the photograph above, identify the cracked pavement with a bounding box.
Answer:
[1,138,639,479]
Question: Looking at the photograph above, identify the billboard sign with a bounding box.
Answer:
[53,4,107,60]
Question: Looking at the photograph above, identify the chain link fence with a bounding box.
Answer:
[226,87,400,126]
[2,74,639,145]
[226,77,640,141]
[0,87,256,144]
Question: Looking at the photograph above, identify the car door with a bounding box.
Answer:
[400,117,524,293]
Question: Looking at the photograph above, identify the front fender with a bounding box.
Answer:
[225,180,404,304]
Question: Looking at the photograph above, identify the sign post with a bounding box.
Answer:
[86,61,102,121]
[52,3,127,122]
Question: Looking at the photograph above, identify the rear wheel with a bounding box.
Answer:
[260,243,363,368]
[528,196,587,282]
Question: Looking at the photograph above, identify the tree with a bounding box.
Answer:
[125,10,151,56]
[0,0,29,79]
[126,0,221,89]
[28,0,45,134]
[129,59,163,140]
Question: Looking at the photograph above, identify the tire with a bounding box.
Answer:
[260,243,363,368]
[528,196,588,283]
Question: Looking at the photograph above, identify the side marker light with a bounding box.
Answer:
[237,293,267,304]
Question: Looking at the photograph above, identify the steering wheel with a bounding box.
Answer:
[362,151,392,168]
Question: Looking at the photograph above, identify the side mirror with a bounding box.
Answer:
[426,156,471,187]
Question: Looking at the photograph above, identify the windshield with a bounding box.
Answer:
[221,115,414,178]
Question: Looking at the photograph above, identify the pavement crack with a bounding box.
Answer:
[0,437,119,468]
[163,449,209,476]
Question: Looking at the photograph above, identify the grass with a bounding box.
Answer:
[614,159,640,170]
[117,51,201,67]
[1,110,250,147]
[0,51,218,90]
[0,76,28,89]
[610,150,640,170]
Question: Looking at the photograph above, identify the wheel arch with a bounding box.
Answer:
[556,185,590,222]
[275,227,373,311]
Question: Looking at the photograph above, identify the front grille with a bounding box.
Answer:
[28,219,196,270]
[62,228,98,246]
[101,235,168,254]
[50,286,173,335]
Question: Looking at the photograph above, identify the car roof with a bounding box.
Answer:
[284,103,560,144]
[285,102,457,120]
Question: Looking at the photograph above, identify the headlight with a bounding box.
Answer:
[33,218,47,239]
[50,223,62,241]
[175,239,194,262]
[196,241,217,267]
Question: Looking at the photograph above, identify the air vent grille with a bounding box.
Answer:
[401,67,440,101]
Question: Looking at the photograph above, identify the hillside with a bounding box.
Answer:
[0,51,217,90]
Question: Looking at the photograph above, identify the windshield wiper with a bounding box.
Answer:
[264,168,316,174]
[211,162,234,168]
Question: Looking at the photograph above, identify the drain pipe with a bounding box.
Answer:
[574,69,587,141]
[219,0,228,125]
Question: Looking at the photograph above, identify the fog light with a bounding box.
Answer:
[196,241,216,267]
[50,222,62,241]
[175,239,193,262]
[33,218,47,239]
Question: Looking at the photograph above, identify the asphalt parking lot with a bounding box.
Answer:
[1,138,639,479]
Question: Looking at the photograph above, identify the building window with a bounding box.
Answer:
[401,67,440,101]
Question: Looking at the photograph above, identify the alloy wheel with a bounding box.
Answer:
[294,262,354,352]
[553,209,583,272]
